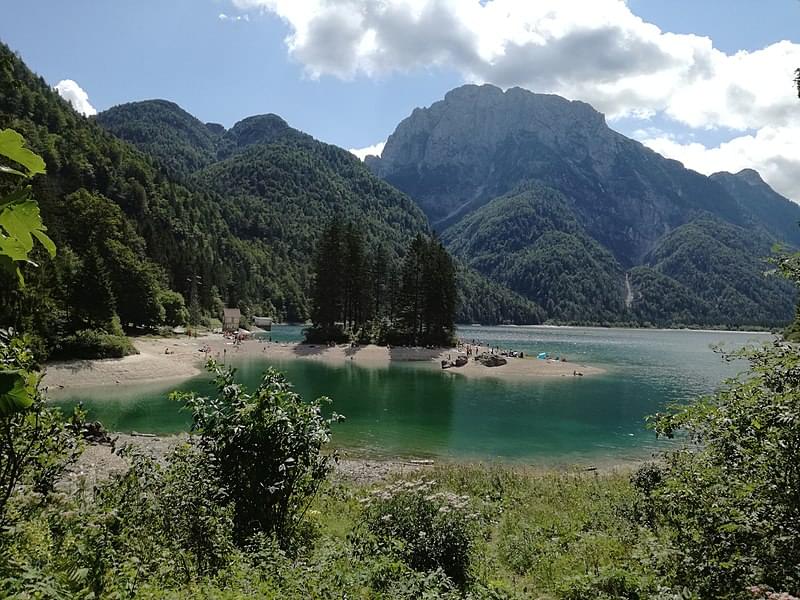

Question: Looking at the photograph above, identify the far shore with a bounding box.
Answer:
[42,333,602,392]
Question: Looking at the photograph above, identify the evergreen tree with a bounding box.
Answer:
[399,234,427,342]
[310,217,345,329]
[70,250,116,330]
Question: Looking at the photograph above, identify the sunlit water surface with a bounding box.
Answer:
[50,325,773,465]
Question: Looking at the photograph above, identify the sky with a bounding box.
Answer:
[2,0,800,201]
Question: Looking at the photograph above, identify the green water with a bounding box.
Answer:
[50,326,773,465]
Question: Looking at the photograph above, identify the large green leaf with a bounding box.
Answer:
[0,198,54,256]
[0,368,35,416]
[0,129,46,177]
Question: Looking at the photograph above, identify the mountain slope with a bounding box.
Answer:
[710,169,800,246]
[96,100,540,326]
[443,185,626,323]
[368,84,783,264]
[371,84,800,327]
[95,99,221,178]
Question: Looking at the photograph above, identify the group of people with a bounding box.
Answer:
[457,338,526,359]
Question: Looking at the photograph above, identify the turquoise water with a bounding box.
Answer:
[50,326,773,465]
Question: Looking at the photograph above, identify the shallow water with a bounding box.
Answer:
[51,325,773,465]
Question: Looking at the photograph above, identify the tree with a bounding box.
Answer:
[310,217,345,330]
[636,251,800,597]
[174,363,341,546]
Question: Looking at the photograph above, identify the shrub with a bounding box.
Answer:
[643,341,800,598]
[0,336,83,527]
[175,363,342,548]
[58,328,137,359]
[303,324,349,344]
[360,479,476,587]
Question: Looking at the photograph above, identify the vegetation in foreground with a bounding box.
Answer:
[3,323,800,598]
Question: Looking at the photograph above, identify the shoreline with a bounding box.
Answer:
[69,432,646,489]
[42,333,603,392]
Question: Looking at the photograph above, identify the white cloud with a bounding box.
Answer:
[641,126,800,202]
[349,140,386,160]
[219,12,250,21]
[231,0,800,130]
[54,79,97,116]
[233,0,800,199]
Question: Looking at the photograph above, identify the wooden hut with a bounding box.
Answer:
[222,308,241,332]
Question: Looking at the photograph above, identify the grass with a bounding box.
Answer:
[306,464,646,599]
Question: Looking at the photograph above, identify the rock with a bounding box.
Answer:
[476,353,507,367]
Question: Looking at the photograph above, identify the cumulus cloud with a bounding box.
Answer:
[641,127,800,202]
[231,0,800,129]
[233,0,800,200]
[349,140,386,160]
[54,79,97,116]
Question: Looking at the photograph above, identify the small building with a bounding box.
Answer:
[222,308,241,332]
[253,316,272,330]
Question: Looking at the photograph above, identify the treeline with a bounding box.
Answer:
[307,220,456,347]
[0,43,429,359]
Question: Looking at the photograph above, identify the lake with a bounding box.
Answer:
[51,326,773,466]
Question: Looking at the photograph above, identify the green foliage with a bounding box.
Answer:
[444,185,626,323]
[309,222,458,345]
[456,263,545,325]
[57,328,137,359]
[0,336,82,528]
[640,341,800,598]
[96,99,221,178]
[639,217,795,328]
[444,183,796,327]
[360,478,477,587]
[0,128,54,284]
[158,288,190,326]
[175,363,342,547]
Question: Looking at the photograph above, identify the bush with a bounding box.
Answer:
[0,336,83,527]
[303,324,349,344]
[642,341,800,598]
[175,363,342,548]
[58,328,137,359]
[360,479,477,587]
[158,289,190,326]
[2,443,235,598]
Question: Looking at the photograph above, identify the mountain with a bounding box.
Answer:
[710,169,800,246]
[95,99,221,178]
[2,43,365,352]
[96,99,540,326]
[369,84,799,327]
[0,43,438,356]
[443,184,625,323]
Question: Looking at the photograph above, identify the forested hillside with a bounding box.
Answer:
[0,43,427,356]
[0,43,538,359]
[371,84,800,327]
[97,98,542,328]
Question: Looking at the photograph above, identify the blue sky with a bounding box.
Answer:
[2,1,799,199]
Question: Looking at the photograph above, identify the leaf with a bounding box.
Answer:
[0,164,26,178]
[32,229,56,257]
[0,198,55,259]
[0,368,35,416]
[0,129,46,176]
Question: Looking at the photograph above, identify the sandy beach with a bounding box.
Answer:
[42,333,603,391]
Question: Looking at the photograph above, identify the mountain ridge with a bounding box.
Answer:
[369,83,799,327]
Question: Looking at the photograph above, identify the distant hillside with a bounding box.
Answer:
[95,99,221,178]
[370,84,800,327]
[96,99,539,326]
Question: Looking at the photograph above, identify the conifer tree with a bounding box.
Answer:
[310,217,344,329]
